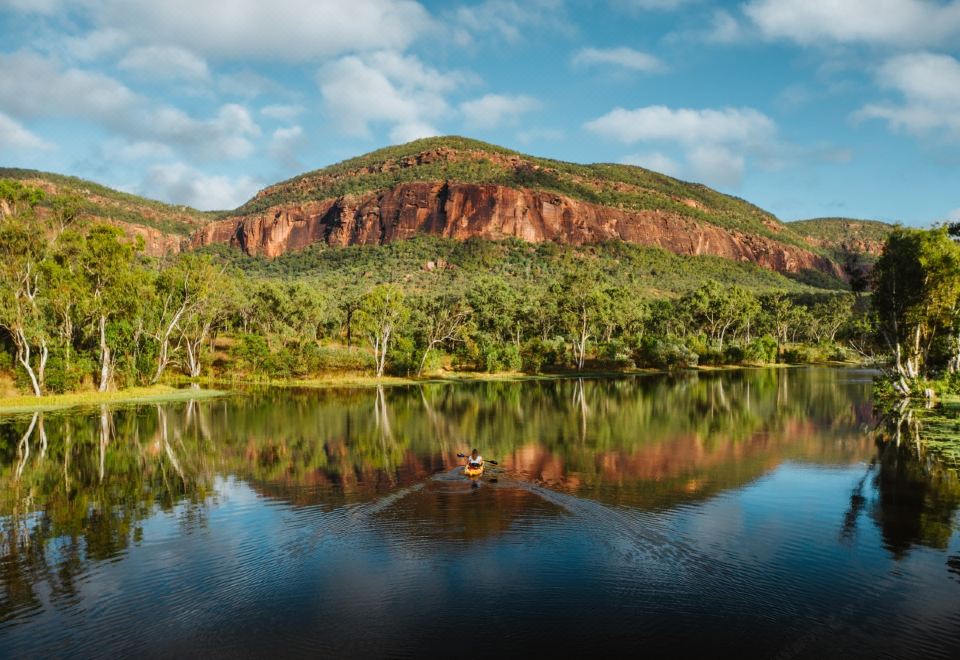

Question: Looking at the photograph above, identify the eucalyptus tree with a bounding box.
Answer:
[872,227,960,391]
[78,226,143,391]
[415,294,471,376]
[555,263,612,370]
[0,196,50,395]
[357,284,408,378]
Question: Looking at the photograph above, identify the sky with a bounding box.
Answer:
[0,0,958,225]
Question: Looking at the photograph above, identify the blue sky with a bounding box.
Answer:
[0,0,958,225]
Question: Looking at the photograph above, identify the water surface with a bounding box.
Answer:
[1,368,959,658]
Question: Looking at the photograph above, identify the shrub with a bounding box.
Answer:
[744,336,777,364]
[723,344,746,364]
[634,337,698,370]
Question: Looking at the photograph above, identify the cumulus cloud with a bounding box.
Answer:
[856,52,960,140]
[620,151,681,177]
[585,105,779,187]
[318,50,463,142]
[743,0,960,47]
[585,105,776,146]
[118,45,210,82]
[611,0,693,11]
[0,112,52,151]
[142,163,261,210]
[459,94,541,129]
[571,47,664,73]
[101,139,173,161]
[65,28,130,60]
[261,104,305,121]
[0,52,260,160]
[452,0,573,45]
[8,0,434,61]
[268,125,306,168]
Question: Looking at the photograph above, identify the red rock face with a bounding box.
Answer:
[192,182,843,276]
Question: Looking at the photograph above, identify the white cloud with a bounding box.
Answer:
[856,52,960,140]
[142,163,261,210]
[318,50,463,142]
[65,28,130,60]
[585,105,776,146]
[571,47,664,73]
[261,104,305,121]
[118,46,210,82]
[0,0,61,14]
[704,10,747,43]
[29,0,434,61]
[0,112,52,151]
[452,0,573,44]
[459,94,541,129]
[613,0,693,11]
[585,105,779,188]
[0,52,260,160]
[268,125,306,168]
[687,145,744,187]
[743,0,960,47]
[102,139,173,161]
[948,208,960,221]
[620,151,681,177]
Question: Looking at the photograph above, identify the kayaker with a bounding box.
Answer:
[466,448,483,469]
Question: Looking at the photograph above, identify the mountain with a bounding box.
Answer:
[192,137,842,277]
[786,218,895,261]
[5,139,890,280]
[0,168,215,256]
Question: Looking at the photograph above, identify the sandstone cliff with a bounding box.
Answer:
[193,181,842,276]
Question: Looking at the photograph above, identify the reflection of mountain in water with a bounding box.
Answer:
[1,367,958,619]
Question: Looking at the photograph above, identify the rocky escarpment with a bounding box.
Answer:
[193,182,843,277]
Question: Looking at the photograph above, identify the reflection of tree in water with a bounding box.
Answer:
[866,429,960,559]
[0,368,893,619]
[0,404,216,622]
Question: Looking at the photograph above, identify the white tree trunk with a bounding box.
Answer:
[98,314,111,392]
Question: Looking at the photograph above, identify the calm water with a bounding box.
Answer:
[1,368,959,658]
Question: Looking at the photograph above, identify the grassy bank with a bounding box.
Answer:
[0,385,227,415]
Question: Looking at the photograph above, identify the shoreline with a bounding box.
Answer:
[0,361,862,415]
[0,385,227,415]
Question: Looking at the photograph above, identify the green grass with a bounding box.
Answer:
[0,385,227,415]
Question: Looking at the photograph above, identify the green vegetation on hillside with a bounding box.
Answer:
[788,217,895,244]
[0,168,215,236]
[1,180,869,398]
[234,136,813,249]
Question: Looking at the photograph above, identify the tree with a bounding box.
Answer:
[872,227,960,392]
[79,226,141,391]
[415,294,471,376]
[0,197,50,395]
[357,284,408,378]
[555,263,611,370]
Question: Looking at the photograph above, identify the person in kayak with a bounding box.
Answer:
[466,448,483,469]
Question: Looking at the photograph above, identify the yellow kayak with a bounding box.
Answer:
[464,464,484,477]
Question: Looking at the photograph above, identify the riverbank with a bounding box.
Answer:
[0,385,227,415]
[0,361,855,414]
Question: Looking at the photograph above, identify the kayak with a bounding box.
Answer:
[464,464,484,477]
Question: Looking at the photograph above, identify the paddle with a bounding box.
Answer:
[457,453,498,465]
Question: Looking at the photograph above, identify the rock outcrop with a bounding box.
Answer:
[193,182,843,276]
